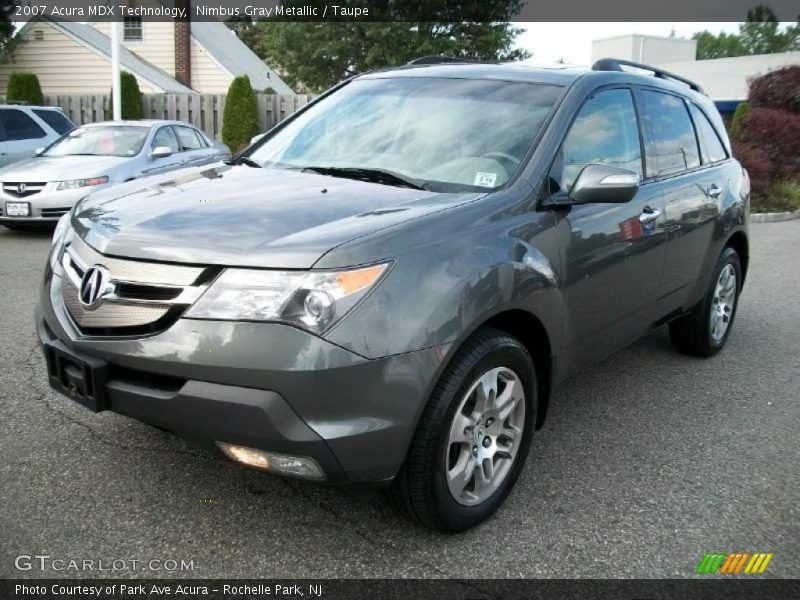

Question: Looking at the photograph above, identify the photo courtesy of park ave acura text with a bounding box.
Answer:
[0,0,797,597]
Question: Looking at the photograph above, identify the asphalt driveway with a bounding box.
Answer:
[0,220,797,579]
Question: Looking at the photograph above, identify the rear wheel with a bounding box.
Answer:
[389,328,535,532]
[669,246,741,357]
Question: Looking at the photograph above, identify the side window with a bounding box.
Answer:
[640,90,700,177]
[688,104,727,164]
[553,89,643,192]
[174,126,203,151]
[0,109,47,141]
[152,126,180,153]
[32,110,74,135]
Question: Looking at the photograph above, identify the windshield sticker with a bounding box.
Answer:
[474,172,497,187]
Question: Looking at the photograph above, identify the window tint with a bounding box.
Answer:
[152,126,180,153]
[174,126,203,151]
[33,109,74,135]
[554,88,642,192]
[0,109,47,141]
[640,90,700,177]
[688,104,727,164]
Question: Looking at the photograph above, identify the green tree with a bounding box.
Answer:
[729,101,751,140]
[235,2,530,92]
[693,6,799,59]
[6,72,43,105]
[107,71,143,119]
[0,0,20,64]
[222,75,260,152]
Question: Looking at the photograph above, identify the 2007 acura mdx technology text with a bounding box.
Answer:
[37,58,749,532]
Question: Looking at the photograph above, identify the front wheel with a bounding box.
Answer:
[669,246,742,357]
[389,328,535,532]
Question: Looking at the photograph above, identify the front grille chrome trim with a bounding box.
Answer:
[59,237,212,332]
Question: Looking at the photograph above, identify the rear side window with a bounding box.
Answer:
[640,90,700,177]
[553,88,643,192]
[33,109,74,135]
[174,126,204,151]
[688,104,727,164]
[0,109,47,141]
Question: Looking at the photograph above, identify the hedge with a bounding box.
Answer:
[6,72,44,105]
[222,75,260,153]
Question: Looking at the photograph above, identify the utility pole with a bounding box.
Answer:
[110,20,122,120]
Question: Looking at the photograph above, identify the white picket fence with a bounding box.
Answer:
[42,93,314,140]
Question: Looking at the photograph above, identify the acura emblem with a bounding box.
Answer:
[17,183,26,195]
[79,265,113,310]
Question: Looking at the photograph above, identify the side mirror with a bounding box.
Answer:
[34,147,45,156]
[250,133,266,146]
[569,164,640,204]
[149,146,173,159]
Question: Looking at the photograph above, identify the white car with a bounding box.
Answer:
[0,120,230,229]
[0,104,75,167]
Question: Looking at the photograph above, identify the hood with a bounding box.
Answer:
[0,155,131,182]
[72,164,483,269]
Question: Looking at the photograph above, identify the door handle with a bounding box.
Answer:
[707,184,722,198]
[639,206,661,223]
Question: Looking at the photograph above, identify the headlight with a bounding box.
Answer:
[49,213,72,270]
[56,176,109,191]
[185,262,390,333]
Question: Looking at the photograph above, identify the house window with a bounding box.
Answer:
[33,29,44,41]
[123,17,143,41]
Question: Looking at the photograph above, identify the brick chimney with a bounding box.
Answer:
[174,0,191,88]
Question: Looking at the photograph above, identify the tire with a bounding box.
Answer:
[389,327,536,532]
[669,246,742,357]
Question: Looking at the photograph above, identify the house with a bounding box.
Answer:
[0,4,293,95]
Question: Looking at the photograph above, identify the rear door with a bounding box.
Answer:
[551,87,667,368]
[0,108,49,165]
[173,125,214,167]
[636,89,721,307]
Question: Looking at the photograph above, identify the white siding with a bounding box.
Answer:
[190,38,233,93]
[92,20,176,78]
[0,22,158,94]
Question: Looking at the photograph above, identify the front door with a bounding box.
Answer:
[549,87,667,369]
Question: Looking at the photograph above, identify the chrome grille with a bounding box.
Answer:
[2,182,46,197]
[41,207,72,219]
[58,237,210,333]
[62,275,170,328]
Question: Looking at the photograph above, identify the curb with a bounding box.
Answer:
[751,209,800,223]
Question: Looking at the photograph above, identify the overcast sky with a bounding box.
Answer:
[515,22,745,65]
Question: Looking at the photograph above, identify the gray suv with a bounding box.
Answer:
[37,59,749,532]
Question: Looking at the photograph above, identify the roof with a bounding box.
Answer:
[189,21,294,94]
[360,62,587,86]
[17,18,195,93]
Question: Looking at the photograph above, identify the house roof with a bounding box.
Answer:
[17,18,195,93]
[188,21,294,94]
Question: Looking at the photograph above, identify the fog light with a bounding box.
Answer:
[217,442,325,480]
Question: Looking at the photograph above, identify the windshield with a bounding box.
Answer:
[44,125,149,158]
[248,77,562,192]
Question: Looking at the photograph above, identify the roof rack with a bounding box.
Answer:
[407,56,483,66]
[592,58,704,94]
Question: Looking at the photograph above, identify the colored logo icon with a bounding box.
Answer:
[697,552,774,574]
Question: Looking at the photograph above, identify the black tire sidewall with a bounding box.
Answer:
[430,339,536,531]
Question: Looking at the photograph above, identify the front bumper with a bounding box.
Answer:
[1,185,107,224]
[37,269,449,484]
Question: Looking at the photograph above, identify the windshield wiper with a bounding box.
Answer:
[301,166,428,190]
[225,156,262,168]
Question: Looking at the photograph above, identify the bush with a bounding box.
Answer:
[737,108,800,182]
[748,66,800,113]
[222,75,260,153]
[6,72,44,105]
[729,101,750,140]
[106,71,143,119]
